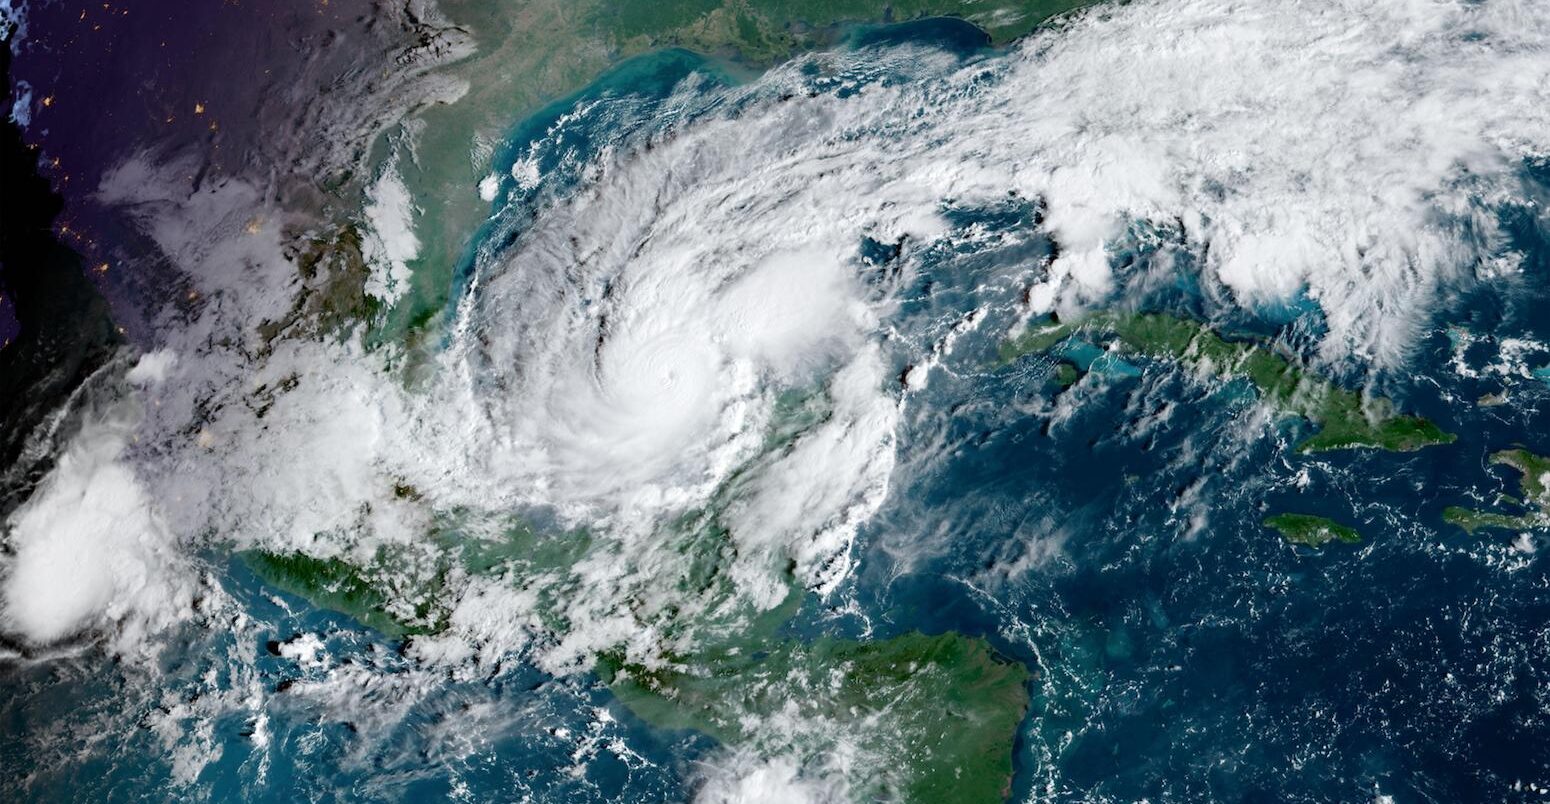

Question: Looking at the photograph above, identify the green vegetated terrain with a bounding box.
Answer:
[250,6,1100,794]
[246,532,1031,803]
[241,550,432,638]
[1051,360,1081,388]
[246,450,1031,803]
[600,631,1030,803]
[1443,449,1550,534]
[601,0,1098,59]
[1001,312,1456,453]
[609,503,1030,801]
[243,512,596,636]
[1262,513,1362,548]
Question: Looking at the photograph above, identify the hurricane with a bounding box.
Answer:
[2,0,1549,800]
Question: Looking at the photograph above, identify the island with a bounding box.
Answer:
[1443,449,1550,534]
[1001,312,1456,453]
[1262,513,1362,548]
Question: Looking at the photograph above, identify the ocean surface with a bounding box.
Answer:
[4,13,1550,804]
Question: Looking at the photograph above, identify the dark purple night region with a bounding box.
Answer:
[0,281,15,347]
[3,0,410,343]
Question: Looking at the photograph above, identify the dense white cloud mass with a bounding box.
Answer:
[1,354,195,648]
[4,0,1548,666]
[694,753,849,804]
[362,158,420,305]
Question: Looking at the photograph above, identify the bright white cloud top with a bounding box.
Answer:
[3,0,1548,671]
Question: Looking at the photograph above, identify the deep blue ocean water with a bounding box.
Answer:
[4,18,1549,803]
[466,19,1550,801]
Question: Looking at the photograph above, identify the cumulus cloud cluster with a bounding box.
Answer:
[4,0,1548,672]
[2,352,195,649]
[693,752,849,804]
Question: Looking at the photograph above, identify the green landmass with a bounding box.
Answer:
[242,512,594,637]
[1262,513,1362,548]
[243,390,1032,802]
[1441,507,1530,535]
[764,384,834,451]
[240,549,436,637]
[599,631,1029,803]
[458,519,593,577]
[246,525,1030,802]
[1001,312,1455,453]
[601,0,1097,59]
[998,319,1079,362]
[1497,449,1550,503]
[599,514,1029,802]
[1442,449,1550,534]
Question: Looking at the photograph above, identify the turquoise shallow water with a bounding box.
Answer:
[5,17,1550,803]
[1051,339,1142,378]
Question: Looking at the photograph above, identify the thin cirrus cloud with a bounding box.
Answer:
[3,0,1547,664]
